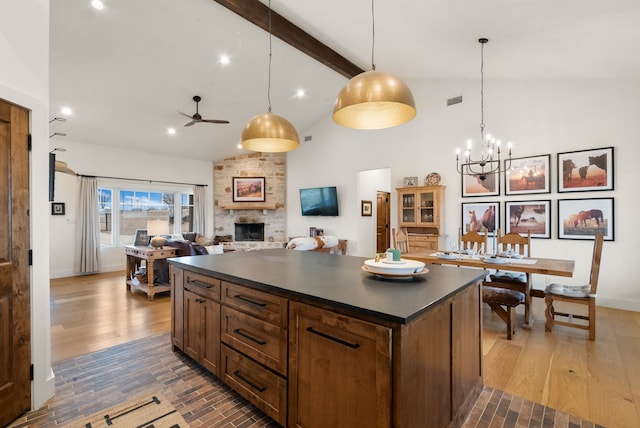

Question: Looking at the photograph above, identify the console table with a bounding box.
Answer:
[125,245,177,300]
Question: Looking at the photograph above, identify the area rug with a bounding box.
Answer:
[67,392,188,428]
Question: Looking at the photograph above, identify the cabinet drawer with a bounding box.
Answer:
[221,345,287,426]
[221,306,287,375]
[408,235,437,243]
[222,282,288,327]
[184,271,221,301]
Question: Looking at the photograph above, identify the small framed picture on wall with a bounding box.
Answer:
[361,200,372,216]
[557,147,614,192]
[51,202,65,215]
[461,169,499,197]
[505,154,551,195]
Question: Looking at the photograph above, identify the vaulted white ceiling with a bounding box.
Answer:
[49,0,640,162]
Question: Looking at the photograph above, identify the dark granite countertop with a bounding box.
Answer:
[168,249,485,324]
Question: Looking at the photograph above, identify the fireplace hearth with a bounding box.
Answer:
[235,223,265,241]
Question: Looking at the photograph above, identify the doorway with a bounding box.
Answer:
[376,191,390,252]
[0,99,31,426]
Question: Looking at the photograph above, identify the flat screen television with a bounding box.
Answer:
[299,186,339,216]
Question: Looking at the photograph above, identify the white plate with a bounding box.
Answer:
[498,252,525,259]
[364,259,425,275]
[434,252,459,260]
[362,265,429,279]
[482,257,511,265]
[382,259,407,264]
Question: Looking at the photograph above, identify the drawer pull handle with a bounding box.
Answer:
[233,370,266,392]
[306,327,360,349]
[234,294,267,307]
[234,328,267,345]
[189,280,212,289]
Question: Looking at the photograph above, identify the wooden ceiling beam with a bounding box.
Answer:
[213,0,365,79]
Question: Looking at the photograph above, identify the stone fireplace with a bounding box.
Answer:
[235,223,265,241]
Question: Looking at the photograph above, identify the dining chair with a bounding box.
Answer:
[482,229,532,335]
[544,232,603,340]
[460,229,488,254]
[393,227,410,253]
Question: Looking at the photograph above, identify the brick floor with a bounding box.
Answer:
[9,334,603,428]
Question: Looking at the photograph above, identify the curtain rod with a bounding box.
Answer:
[76,174,207,187]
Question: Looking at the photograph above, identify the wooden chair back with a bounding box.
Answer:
[393,228,410,253]
[497,229,531,257]
[460,229,488,254]
[544,232,604,340]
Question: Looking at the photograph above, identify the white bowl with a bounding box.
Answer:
[364,259,425,275]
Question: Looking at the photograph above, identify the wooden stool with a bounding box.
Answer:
[482,286,525,340]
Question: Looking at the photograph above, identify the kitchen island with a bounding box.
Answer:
[168,249,485,428]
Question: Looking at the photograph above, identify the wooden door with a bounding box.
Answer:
[289,302,391,428]
[376,191,390,253]
[0,99,31,427]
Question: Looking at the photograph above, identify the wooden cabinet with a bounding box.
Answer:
[289,302,391,428]
[396,185,445,252]
[169,265,184,351]
[182,271,221,375]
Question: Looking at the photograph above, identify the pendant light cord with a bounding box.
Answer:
[480,39,486,141]
[371,0,376,71]
[267,0,273,113]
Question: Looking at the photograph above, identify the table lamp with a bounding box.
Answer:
[147,219,169,248]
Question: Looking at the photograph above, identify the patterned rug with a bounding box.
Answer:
[66,392,187,428]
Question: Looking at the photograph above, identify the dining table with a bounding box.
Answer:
[402,251,575,328]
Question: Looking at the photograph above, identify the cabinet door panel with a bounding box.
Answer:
[289,302,391,428]
[202,297,221,375]
[170,266,184,351]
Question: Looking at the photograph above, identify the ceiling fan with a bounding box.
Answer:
[175,95,230,127]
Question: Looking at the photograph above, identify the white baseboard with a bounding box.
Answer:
[49,263,123,279]
[597,296,640,312]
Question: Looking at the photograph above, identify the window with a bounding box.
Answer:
[98,185,192,246]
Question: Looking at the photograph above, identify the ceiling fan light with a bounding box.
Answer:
[332,70,416,129]
[240,112,300,152]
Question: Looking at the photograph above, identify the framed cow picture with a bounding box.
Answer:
[461,201,499,236]
[557,147,614,192]
[557,197,614,241]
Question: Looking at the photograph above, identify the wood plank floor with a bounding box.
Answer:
[39,272,640,427]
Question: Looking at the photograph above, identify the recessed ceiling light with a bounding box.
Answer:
[167,128,176,135]
[219,55,230,65]
[295,89,305,98]
[61,107,73,115]
[237,143,242,149]
[91,0,104,10]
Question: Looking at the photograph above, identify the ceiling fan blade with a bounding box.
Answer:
[183,120,197,127]
[200,119,230,124]
[175,110,194,119]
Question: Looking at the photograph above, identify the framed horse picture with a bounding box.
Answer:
[505,154,551,195]
[557,197,614,240]
[461,201,499,236]
[505,200,551,239]
[557,147,614,192]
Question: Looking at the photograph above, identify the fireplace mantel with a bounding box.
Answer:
[219,203,277,214]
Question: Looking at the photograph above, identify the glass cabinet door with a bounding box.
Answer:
[418,191,435,225]
[402,193,415,223]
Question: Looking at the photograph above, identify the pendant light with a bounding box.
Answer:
[241,0,300,152]
[332,0,416,129]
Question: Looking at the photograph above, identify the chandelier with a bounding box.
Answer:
[456,38,512,181]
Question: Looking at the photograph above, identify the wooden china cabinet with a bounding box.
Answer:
[396,185,445,253]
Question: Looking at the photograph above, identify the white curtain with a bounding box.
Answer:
[75,176,101,273]
[193,185,206,235]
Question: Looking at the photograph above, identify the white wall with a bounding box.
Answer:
[288,78,640,311]
[0,0,54,409]
[357,168,391,256]
[49,139,215,278]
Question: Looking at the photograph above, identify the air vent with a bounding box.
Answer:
[304,135,312,142]
[447,96,463,106]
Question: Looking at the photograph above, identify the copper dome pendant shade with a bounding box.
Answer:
[332,0,416,129]
[241,111,300,153]
[240,0,300,153]
[333,70,416,129]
